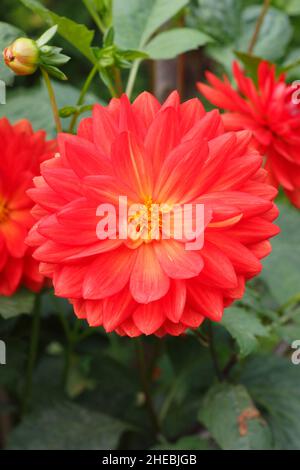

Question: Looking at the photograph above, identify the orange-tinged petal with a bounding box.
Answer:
[83,246,136,300]
[187,282,224,322]
[145,107,180,176]
[133,301,165,335]
[154,240,204,279]
[1,219,27,258]
[130,244,170,303]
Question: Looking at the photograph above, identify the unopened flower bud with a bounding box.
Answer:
[3,38,39,76]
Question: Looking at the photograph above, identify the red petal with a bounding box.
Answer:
[83,247,136,299]
[133,301,165,335]
[92,104,117,155]
[102,287,135,332]
[154,240,204,279]
[130,244,170,303]
[145,107,180,176]
[58,133,111,178]
[180,307,205,328]
[111,131,153,198]
[162,279,186,323]
[187,281,224,321]
[1,219,27,258]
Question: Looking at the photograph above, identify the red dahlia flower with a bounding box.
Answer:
[197,61,300,208]
[27,92,279,336]
[0,118,55,295]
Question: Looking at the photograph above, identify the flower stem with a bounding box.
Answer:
[126,60,141,99]
[41,67,62,133]
[56,309,74,388]
[105,71,118,98]
[135,338,160,435]
[69,64,98,133]
[248,0,271,55]
[83,0,105,34]
[113,67,123,97]
[207,322,223,382]
[22,294,41,415]
[223,353,238,378]
[62,341,73,389]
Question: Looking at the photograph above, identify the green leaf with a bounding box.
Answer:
[79,354,141,424]
[20,0,95,62]
[103,26,114,47]
[59,104,93,118]
[59,105,77,117]
[274,0,300,16]
[0,289,35,319]
[240,355,300,450]
[0,82,99,136]
[42,64,68,81]
[40,52,70,66]
[234,51,264,81]
[36,25,58,47]
[238,6,293,61]
[205,44,235,74]
[118,49,149,61]
[192,0,243,44]
[282,48,300,80]
[153,435,216,450]
[261,202,300,307]
[199,383,272,450]
[193,3,292,70]
[221,307,269,357]
[145,28,213,60]
[7,402,128,450]
[113,0,189,50]
[275,314,300,343]
[0,22,24,85]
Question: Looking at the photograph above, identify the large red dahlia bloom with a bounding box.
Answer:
[27,92,279,336]
[0,118,55,295]
[197,61,300,208]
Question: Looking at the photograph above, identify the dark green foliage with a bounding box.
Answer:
[0,0,300,451]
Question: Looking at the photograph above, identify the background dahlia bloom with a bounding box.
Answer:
[27,92,279,337]
[197,61,300,208]
[0,118,55,295]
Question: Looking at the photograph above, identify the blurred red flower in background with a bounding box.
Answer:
[0,118,55,295]
[197,61,300,208]
[27,92,279,337]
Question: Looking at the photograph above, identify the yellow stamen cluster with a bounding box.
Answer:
[128,197,173,242]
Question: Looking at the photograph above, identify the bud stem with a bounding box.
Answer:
[69,63,98,133]
[41,66,62,133]
[126,59,141,100]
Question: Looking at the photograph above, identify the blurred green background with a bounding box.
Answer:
[0,0,300,452]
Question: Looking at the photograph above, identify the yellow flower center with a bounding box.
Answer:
[127,197,173,243]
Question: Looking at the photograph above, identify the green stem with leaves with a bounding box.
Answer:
[22,294,41,415]
[41,67,62,133]
[104,69,118,98]
[69,64,98,133]
[248,0,271,55]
